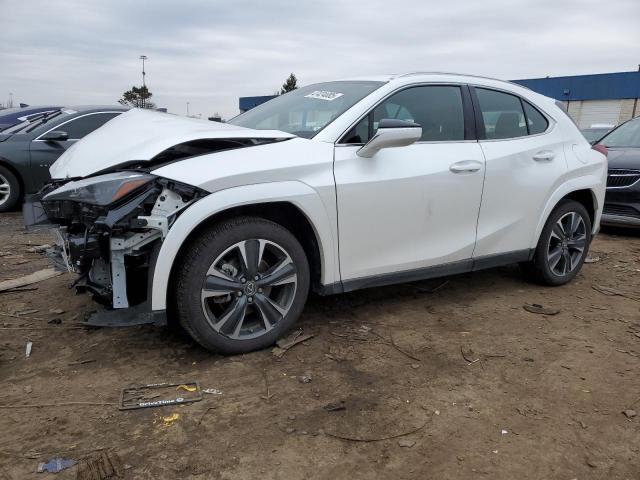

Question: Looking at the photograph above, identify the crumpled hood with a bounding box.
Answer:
[50,108,294,179]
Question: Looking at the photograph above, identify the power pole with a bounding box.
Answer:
[139,55,148,108]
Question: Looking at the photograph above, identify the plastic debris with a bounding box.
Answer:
[37,457,76,473]
[162,413,180,426]
[25,341,33,359]
[176,384,197,392]
[202,388,223,395]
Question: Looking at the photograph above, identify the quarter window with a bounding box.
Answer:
[523,101,549,135]
[475,88,549,139]
[342,85,465,144]
[57,112,121,140]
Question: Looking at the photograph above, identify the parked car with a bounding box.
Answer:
[581,124,614,144]
[25,73,606,354]
[0,106,127,211]
[597,116,640,227]
[0,106,62,131]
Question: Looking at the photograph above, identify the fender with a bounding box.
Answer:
[150,180,338,311]
[531,172,604,248]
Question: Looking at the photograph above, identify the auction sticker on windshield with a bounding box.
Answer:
[304,90,344,101]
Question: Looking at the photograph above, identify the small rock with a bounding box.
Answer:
[434,410,440,415]
[622,409,637,418]
[398,439,416,448]
[523,357,535,362]
[411,364,420,369]
[47,318,62,325]
[24,385,32,394]
[285,427,296,434]
[299,374,312,384]
[49,308,65,315]
[287,415,296,420]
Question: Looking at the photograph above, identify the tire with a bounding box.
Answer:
[175,216,310,354]
[522,199,592,286]
[0,165,20,212]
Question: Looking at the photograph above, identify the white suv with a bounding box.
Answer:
[27,72,607,354]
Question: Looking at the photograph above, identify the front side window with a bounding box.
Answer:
[342,85,465,144]
[60,112,121,140]
[476,88,549,139]
[601,118,640,148]
[228,81,384,139]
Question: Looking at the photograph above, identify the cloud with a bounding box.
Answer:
[1,0,638,118]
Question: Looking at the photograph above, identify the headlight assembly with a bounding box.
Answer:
[43,172,155,206]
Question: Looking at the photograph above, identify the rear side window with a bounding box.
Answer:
[523,101,549,135]
[342,85,465,144]
[476,88,549,139]
[476,88,526,139]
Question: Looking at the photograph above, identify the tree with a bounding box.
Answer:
[118,85,155,109]
[280,73,298,94]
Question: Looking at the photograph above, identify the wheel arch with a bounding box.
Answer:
[533,180,601,249]
[150,181,338,311]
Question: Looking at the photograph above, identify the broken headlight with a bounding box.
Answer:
[43,172,155,207]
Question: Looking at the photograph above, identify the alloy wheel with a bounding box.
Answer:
[200,239,298,340]
[0,173,10,207]
[546,211,587,276]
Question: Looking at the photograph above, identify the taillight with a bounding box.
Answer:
[592,144,608,157]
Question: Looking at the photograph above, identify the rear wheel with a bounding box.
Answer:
[522,199,591,286]
[0,165,20,212]
[175,217,310,354]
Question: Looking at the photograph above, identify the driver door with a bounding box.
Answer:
[334,84,486,288]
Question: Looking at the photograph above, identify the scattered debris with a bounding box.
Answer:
[370,330,421,362]
[36,457,76,473]
[67,359,96,366]
[523,304,560,315]
[202,388,223,395]
[76,450,123,480]
[25,341,33,359]
[298,373,312,384]
[501,429,508,435]
[584,256,600,264]
[460,346,480,365]
[272,330,314,358]
[26,244,51,253]
[119,382,202,410]
[398,439,416,448]
[0,401,116,409]
[622,409,637,418]
[24,385,32,394]
[0,269,63,293]
[325,420,428,443]
[47,318,62,325]
[176,384,197,393]
[49,308,65,315]
[592,285,640,302]
[285,427,296,434]
[323,400,346,412]
[161,413,180,427]
[197,406,216,426]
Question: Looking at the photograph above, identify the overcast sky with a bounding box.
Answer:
[1,0,638,119]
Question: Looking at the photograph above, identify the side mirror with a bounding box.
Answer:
[357,119,422,158]
[41,130,69,142]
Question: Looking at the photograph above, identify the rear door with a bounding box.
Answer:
[471,87,568,260]
[30,112,121,187]
[334,84,486,285]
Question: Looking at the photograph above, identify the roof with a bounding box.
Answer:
[512,71,640,101]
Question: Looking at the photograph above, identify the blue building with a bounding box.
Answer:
[513,71,640,128]
[239,95,277,113]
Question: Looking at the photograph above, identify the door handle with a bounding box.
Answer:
[450,160,482,173]
[532,150,555,162]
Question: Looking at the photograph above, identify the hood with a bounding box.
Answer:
[606,147,640,170]
[0,133,13,142]
[50,108,294,179]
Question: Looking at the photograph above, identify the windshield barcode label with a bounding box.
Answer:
[304,91,344,101]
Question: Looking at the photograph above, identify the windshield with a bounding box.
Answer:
[601,118,640,148]
[228,81,385,138]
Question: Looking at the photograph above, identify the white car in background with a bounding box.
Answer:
[26,72,607,354]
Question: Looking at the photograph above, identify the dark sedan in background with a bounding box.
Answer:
[598,116,640,227]
[0,106,127,211]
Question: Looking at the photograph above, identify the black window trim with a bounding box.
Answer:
[336,82,478,146]
[33,111,123,142]
[469,86,552,141]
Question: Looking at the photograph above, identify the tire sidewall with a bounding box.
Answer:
[534,200,592,286]
[0,165,20,212]
[177,218,310,354]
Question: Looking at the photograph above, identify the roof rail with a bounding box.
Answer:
[397,71,531,90]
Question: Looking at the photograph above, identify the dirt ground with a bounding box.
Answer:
[1,211,639,480]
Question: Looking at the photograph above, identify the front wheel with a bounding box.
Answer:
[522,199,592,286]
[0,165,20,212]
[175,217,310,354]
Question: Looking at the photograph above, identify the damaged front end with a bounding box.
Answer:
[25,172,206,326]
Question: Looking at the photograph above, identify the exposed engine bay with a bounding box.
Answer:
[27,172,207,322]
